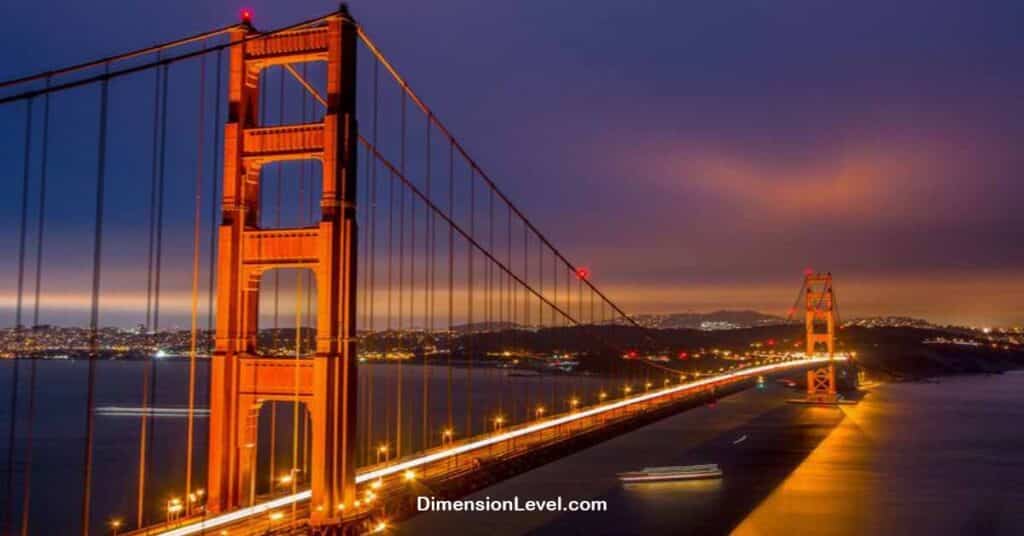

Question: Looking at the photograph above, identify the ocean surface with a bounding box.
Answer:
[1,360,1022,535]
[399,372,1024,536]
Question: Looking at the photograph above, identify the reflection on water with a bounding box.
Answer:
[400,373,1024,536]
[734,373,1024,536]
[621,478,723,494]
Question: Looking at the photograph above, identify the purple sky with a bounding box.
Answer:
[1,1,1022,327]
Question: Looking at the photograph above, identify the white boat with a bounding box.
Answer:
[617,464,723,482]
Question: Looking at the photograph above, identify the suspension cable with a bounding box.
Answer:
[0,11,336,105]
[0,24,240,90]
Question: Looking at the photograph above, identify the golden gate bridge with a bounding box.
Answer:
[0,6,848,535]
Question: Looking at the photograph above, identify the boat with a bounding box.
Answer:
[617,464,723,483]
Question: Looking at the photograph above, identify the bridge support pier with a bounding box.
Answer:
[206,8,360,526]
[794,272,840,404]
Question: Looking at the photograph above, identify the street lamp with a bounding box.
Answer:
[376,444,389,464]
[278,469,298,489]
[535,405,545,419]
[108,518,122,536]
[492,415,505,432]
[441,428,453,446]
[403,470,416,482]
[166,497,184,523]
[598,391,607,402]
[569,398,580,411]
[268,511,284,532]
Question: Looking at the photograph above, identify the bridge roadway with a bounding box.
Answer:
[135,355,842,535]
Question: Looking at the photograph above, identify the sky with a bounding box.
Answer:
[0,0,1022,328]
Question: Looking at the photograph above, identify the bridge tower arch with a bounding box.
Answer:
[206,8,359,528]
[803,272,837,401]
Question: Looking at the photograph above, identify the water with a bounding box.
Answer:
[399,373,1024,535]
[0,359,610,534]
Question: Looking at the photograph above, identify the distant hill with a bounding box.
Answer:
[450,321,521,333]
[630,310,787,330]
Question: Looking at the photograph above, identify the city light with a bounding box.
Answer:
[403,470,416,481]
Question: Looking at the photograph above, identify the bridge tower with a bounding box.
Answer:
[804,272,837,401]
[206,8,359,528]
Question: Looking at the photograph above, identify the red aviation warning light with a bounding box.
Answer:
[239,8,253,23]
[677,351,688,360]
[575,267,590,280]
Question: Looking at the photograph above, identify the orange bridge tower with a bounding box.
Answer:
[206,8,359,528]
[804,272,837,401]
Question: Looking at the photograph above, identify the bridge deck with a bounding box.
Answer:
[135,356,841,535]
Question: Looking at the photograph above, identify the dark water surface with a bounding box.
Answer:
[0,359,608,534]
[399,373,1024,536]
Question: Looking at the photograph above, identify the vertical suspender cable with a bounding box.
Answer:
[82,62,111,536]
[446,141,454,433]
[466,167,475,437]
[153,63,170,332]
[366,59,379,464]
[5,93,32,536]
[144,55,161,334]
[184,48,207,506]
[21,78,51,536]
[137,59,162,529]
[385,165,394,455]
[407,162,415,452]
[208,50,223,343]
[146,59,171,519]
[488,189,496,418]
[396,93,406,458]
[422,116,431,451]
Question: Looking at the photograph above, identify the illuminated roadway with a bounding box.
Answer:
[145,355,846,536]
